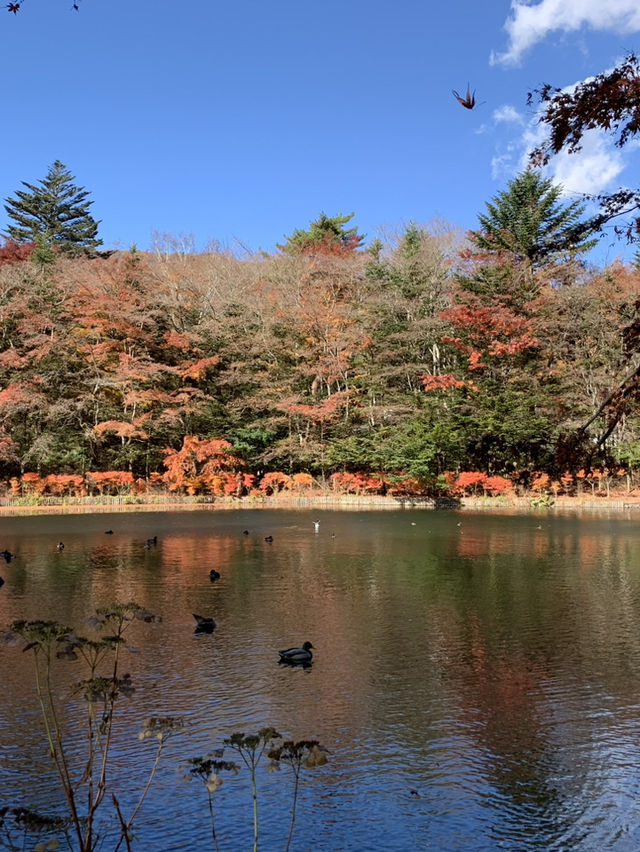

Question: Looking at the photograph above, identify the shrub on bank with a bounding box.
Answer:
[0,465,636,504]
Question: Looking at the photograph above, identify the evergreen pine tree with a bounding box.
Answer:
[3,160,102,254]
[473,169,598,267]
[461,169,600,306]
[278,211,364,254]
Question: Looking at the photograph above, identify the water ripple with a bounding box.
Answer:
[3,509,640,849]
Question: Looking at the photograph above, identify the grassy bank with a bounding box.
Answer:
[0,492,638,515]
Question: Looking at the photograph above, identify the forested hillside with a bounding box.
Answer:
[0,208,638,499]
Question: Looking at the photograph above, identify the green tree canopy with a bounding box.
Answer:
[472,170,598,268]
[4,160,102,255]
[278,211,365,255]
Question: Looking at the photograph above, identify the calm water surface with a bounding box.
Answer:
[2,508,640,850]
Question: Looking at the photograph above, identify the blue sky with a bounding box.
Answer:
[1,0,639,264]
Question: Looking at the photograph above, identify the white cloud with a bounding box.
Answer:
[493,105,524,124]
[547,131,625,195]
[491,152,516,180]
[491,0,640,66]
[490,90,626,197]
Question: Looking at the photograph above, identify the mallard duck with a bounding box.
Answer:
[264,535,273,543]
[0,550,15,563]
[278,641,313,665]
[193,613,216,633]
[209,569,221,582]
[56,541,65,551]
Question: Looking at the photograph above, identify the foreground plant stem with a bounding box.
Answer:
[267,740,328,852]
[7,604,164,852]
[224,728,280,852]
[31,635,84,850]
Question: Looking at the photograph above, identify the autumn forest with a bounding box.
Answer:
[0,186,639,502]
[0,51,639,503]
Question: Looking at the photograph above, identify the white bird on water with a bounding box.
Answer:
[314,520,320,533]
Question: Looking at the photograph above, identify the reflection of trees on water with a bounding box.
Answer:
[3,512,640,847]
[430,521,640,846]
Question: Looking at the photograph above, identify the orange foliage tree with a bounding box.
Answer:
[455,471,487,496]
[329,471,388,495]
[439,298,540,375]
[162,436,242,494]
[85,471,135,495]
[258,472,291,495]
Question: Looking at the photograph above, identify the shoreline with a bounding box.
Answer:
[0,492,638,516]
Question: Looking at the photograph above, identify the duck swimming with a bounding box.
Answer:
[193,614,216,633]
[209,569,221,582]
[278,641,314,665]
[0,550,15,563]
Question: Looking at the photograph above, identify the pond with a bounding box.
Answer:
[2,507,640,851]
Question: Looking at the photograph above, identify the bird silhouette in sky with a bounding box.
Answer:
[452,84,478,110]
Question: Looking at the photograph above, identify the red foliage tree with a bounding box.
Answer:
[455,471,487,496]
[85,471,134,495]
[0,240,35,265]
[483,475,513,496]
[440,299,540,370]
[258,472,291,495]
[329,471,388,495]
[162,436,242,493]
[528,52,640,239]
[421,374,468,393]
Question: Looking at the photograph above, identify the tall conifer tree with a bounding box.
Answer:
[473,170,597,267]
[462,170,599,305]
[278,212,364,254]
[3,160,102,254]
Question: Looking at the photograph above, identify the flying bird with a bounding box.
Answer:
[452,84,477,110]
